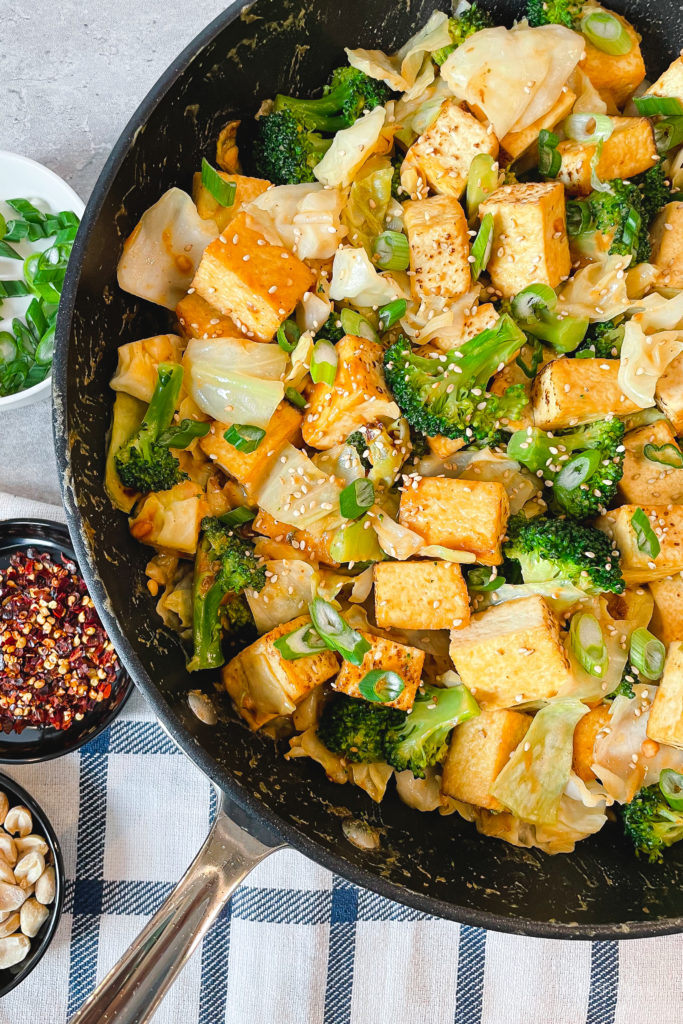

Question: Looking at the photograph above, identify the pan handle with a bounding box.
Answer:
[69,790,284,1024]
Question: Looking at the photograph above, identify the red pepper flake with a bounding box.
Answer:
[0,550,121,733]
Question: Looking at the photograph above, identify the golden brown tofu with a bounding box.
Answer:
[557,117,657,197]
[650,576,683,644]
[110,334,184,403]
[500,89,576,163]
[427,435,466,459]
[253,510,340,567]
[596,504,683,583]
[403,195,471,301]
[645,55,683,101]
[191,212,314,341]
[479,182,570,298]
[129,481,208,557]
[646,640,683,749]
[430,302,500,354]
[199,401,302,502]
[401,99,499,199]
[448,595,574,708]
[399,476,509,566]
[373,560,471,632]
[302,335,397,450]
[532,358,639,430]
[620,420,683,506]
[176,292,237,340]
[650,203,683,289]
[333,632,424,711]
[572,705,611,783]
[192,171,270,232]
[222,615,339,729]
[441,709,531,811]
[655,352,683,435]
[581,9,645,107]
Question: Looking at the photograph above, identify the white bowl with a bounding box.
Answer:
[0,151,85,411]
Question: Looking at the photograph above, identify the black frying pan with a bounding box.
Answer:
[54,0,683,1018]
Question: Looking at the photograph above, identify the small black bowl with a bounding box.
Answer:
[0,772,65,996]
[0,518,134,763]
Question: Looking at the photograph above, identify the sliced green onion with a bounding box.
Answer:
[0,240,22,261]
[631,507,661,559]
[276,318,300,353]
[512,284,587,352]
[0,213,5,239]
[34,325,55,365]
[470,212,494,280]
[310,339,338,386]
[655,116,683,154]
[308,596,371,665]
[340,308,379,342]
[580,11,632,55]
[633,95,683,116]
[201,158,237,207]
[6,199,44,223]
[340,478,375,519]
[223,423,266,453]
[659,769,683,811]
[566,199,593,237]
[466,153,498,221]
[555,449,601,495]
[467,567,499,591]
[285,386,307,409]
[218,507,256,528]
[378,299,406,332]
[511,283,557,320]
[0,333,17,364]
[158,419,211,448]
[538,128,561,177]
[589,141,611,193]
[0,280,30,301]
[570,612,609,677]
[358,668,405,703]
[563,114,614,144]
[25,298,47,338]
[273,622,328,660]
[372,230,410,271]
[629,627,665,680]
[644,442,683,468]
[621,206,642,252]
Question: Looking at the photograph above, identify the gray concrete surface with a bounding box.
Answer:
[0,0,227,503]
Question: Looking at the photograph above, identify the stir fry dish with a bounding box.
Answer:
[108,2,683,859]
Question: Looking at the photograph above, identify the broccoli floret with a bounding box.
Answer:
[526,0,584,28]
[221,594,254,632]
[433,4,494,64]
[114,363,186,493]
[383,684,480,778]
[575,318,625,359]
[610,660,638,699]
[317,693,403,763]
[345,430,372,471]
[273,66,390,132]
[621,781,683,862]
[391,153,404,201]
[633,163,672,224]
[187,517,266,672]
[251,110,332,185]
[383,315,528,445]
[315,311,345,344]
[572,180,651,263]
[504,514,625,595]
[507,419,625,518]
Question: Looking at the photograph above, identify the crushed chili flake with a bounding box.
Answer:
[0,549,121,733]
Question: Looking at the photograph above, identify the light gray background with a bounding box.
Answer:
[0,0,228,503]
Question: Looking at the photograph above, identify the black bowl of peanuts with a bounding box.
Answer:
[0,772,64,995]
[0,519,134,762]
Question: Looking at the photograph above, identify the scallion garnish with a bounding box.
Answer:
[308,597,371,665]
[511,282,557,320]
[372,230,410,271]
[621,206,642,251]
[157,419,211,448]
[467,567,499,591]
[631,507,661,558]
[555,450,601,497]
[358,669,405,703]
[201,158,237,207]
[538,129,562,177]
[310,339,338,386]
[223,424,266,453]
[643,442,683,469]
[659,769,683,811]
[285,386,307,409]
[340,308,379,342]
[340,478,374,519]
[218,507,256,528]
[276,318,300,353]
[563,114,614,145]
[629,627,665,680]
[470,212,494,280]
[570,612,608,677]
[566,199,592,237]
[378,299,406,332]
[466,153,498,221]
[273,622,328,660]
[655,116,683,154]
[0,280,31,302]
[0,240,22,261]
[511,283,587,352]
[580,10,632,55]
[633,95,683,117]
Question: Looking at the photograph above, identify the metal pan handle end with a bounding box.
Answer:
[69,792,284,1024]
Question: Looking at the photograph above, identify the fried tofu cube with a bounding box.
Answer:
[650,576,683,645]
[500,89,576,163]
[401,99,499,199]
[373,560,471,632]
[572,705,611,783]
[650,203,683,289]
[655,352,683,434]
[448,595,574,708]
[646,55,683,101]
[403,195,471,301]
[431,302,500,354]
[129,481,208,557]
[399,476,509,566]
[646,640,683,749]
[199,401,302,502]
[191,211,314,341]
[176,292,236,340]
[620,420,683,506]
[192,171,270,232]
[253,509,340,567]
[222,615,339,729]
[441,709,531,810]
[333,633,424,711]
[479,182,570,298]
[557,117,657,197]
[110,334,184,403]
[427,435,466,459]
[302,335,398,450]
[596,504,683,583]
[581,10,645,107]
[531,357,639,430]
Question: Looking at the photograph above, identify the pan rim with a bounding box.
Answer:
[52,0,683,940]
